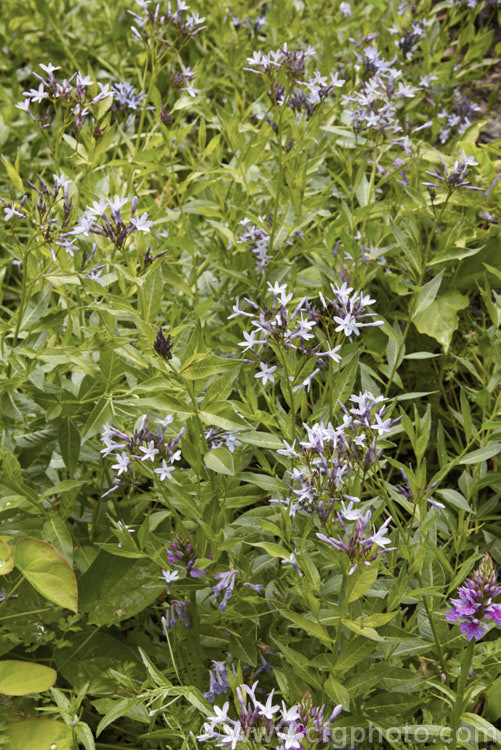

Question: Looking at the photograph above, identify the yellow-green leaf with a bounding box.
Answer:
[4,719,73,750]
[0,660,57,695]
[13,538,78,612]
[0,540,13,575]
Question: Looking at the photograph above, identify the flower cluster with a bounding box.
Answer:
[17,63,111,131]
[319,281,383,338]
[166,536,208,578]
[446,554,501,641]
[342,72,415,136]
[236,217,271,272]
[69,194,152,250]
[245,43,344,121]
[317,510,395,575]
[198,681,342,749]
[100,414,184,495]
[273,392,398,522]
[112,81,145,111]
[389,19,428,61]
[423,152,481,196]
[128,0,206,46]
[437,94,480,144]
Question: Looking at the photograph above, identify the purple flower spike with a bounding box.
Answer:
[446,554,501,641]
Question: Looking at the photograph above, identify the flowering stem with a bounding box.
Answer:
[450,638,475,750]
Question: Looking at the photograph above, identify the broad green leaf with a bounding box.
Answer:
[13,538,78,612]
[43,517,74,566]
[78,552,164,626]
[4,720,73,750]
[56,632,143,693]
[0,540,13,575]
[459,443,501,465]
[0,660,56,695]
[58,417,81,473]
[343,619,384,641]
[413,292,469,352]
[204,447,235,475]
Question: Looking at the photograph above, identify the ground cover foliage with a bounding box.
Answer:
[0,0,500,747]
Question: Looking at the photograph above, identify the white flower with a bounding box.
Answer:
[131,212,153,231]
[277,722,302,749]
[255,363,277,386]
[139,440,159,461]
[25,84,49,103]
[257,690,279,720]
[40,62,60,76]
[15,99,31,112]
[238,330,265,352]
[111,452,130,476]
[155,414,174,428]
[154,460,174,481]
[219,721,242,750]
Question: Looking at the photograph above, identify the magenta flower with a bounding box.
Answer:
[446,554,501,641]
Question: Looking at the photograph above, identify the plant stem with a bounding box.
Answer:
[450,638,475,750]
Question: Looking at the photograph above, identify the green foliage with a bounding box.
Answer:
[0,0,499,747]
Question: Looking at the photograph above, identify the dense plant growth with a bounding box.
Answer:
[0,0,500,748]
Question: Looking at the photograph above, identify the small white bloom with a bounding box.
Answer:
[111,452,130,475]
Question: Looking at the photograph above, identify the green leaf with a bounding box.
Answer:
[461,712,501,745]
[0,540,13,576]
[343,619,385,641]
[459,443,501,465]
[204,447,235,475]
[81,395,112,441]
[56,632,143,693]
[0,660,57,695]
[413,292,469,352]
[181,354,239,380]
[43,517,74,566]
[436,489,472,513]
[139,265,163,323]
[13,538,78,612]
[4,720,73,750]
[58,417,81,473]
[347,565,378,603]
[281,610,332,644]
[78,552,164,626]
[238,431,283,449]
[413,270,444,317]
[331,637,374,676]
[251,542,288,559]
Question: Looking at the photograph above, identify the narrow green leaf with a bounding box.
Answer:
[58,417,81,473]
[459,443,501,465]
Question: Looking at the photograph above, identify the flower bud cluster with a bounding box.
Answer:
[100,414,184,495]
